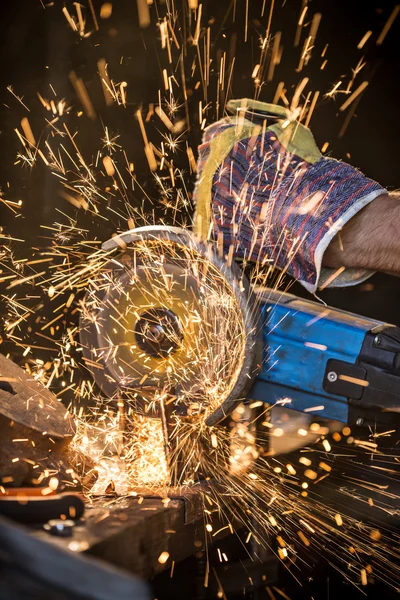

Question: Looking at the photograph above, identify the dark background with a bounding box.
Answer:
[0,1,399,599]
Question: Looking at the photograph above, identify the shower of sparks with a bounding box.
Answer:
[0,0,399,596]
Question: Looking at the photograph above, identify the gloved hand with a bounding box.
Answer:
[193,99,386,293]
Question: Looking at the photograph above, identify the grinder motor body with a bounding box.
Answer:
[252,288,400,426]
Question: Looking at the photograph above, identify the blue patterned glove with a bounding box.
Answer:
[193,99,386,292]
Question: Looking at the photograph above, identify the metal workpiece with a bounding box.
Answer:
[32,492,211,580]
[0,354,74,438]
[0,354,76,487]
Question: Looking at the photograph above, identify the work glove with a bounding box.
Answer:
[193,99,386,293]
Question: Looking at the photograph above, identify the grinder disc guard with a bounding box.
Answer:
[80,227,257,421]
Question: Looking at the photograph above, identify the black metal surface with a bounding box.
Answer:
[32,494,208,580]
[353,326,400,422]
[323,358,366,399]
[321,327,400,425]
[0,516,151,600]
[0,492,84,525]
[152,530,279,600]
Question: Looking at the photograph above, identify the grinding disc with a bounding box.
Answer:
[79,226,258,422]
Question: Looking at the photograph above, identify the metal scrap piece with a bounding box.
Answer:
[0,354,76,487]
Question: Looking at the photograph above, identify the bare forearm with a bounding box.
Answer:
[323,194,400,275]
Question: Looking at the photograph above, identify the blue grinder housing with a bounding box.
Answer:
[249,289,400,425]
